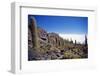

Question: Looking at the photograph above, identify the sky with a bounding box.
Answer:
[28,15,88,43]
[28,15,88,34]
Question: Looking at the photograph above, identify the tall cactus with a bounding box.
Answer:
[29,16,39,51]
[85,35,87,46]
[75,40,77,45]
[55,37,58,48]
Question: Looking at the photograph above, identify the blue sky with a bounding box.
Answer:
[28,15,88,34]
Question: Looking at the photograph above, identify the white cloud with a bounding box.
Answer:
[59,33,86,44]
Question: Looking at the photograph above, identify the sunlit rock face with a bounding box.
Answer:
[37,26,48,43]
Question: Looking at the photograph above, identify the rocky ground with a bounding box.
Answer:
[28,44,88,61]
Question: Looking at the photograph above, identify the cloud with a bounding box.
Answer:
[59,33,85,44]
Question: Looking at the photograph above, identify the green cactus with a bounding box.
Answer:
[85,35,87,46]
[75,40,77,45]
[55,37,59,48]
[29,17,39,51]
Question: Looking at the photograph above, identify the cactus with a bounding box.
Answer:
[55,37,58,48]
[85,35,87,46]
[75,40,77,45]
[29,17,39,51]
